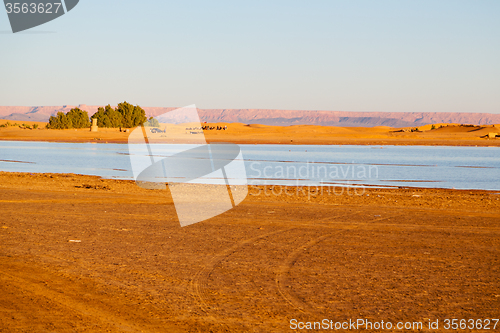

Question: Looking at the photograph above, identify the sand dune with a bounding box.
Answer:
[1,119,498,146]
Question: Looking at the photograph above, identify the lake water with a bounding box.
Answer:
[0,141,499,190]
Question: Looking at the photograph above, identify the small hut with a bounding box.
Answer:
[90,118,98,132]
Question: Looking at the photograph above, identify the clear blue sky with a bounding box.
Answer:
[1,0,499,113]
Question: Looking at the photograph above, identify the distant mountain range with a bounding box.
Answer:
[1,105,499,127]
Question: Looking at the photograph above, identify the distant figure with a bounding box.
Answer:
[91,118,98,132]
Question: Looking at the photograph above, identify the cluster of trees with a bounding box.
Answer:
[47,108,90,129]
[46,102,149,129]
[91,102,147,128]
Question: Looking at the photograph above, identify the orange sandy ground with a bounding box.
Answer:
[1,120,500,146]
[0,172,499,332]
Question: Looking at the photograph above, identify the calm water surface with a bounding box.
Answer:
[0,141,499,190]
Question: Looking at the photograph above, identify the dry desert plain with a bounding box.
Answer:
[0,120,500,332]
[0,173,499,332]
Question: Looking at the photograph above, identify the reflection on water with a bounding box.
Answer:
[0,141,499,190]
[0,159,35,164]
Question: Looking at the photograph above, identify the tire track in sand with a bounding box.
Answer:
[189,228,294,313]
[275,234,331,314]
[274,213,414,314]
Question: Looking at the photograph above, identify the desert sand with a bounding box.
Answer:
[0,172,499,332]
[1,119,499,146]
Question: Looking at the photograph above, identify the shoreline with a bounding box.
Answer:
[1,170,499,197]
[2,170,499,192]
[1,120,499,146]
[1,136,499,147]
[2,137,500,147]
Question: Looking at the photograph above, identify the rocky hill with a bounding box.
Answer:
[1,105,499,127]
